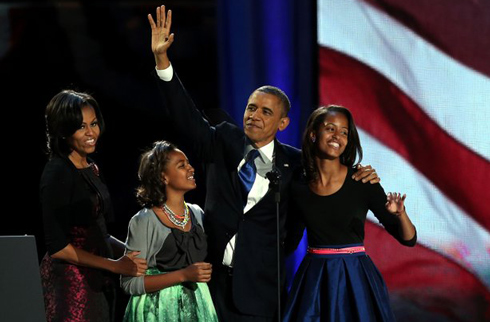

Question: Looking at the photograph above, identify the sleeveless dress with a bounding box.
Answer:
[40,160,115,322]
[283,168,416,322]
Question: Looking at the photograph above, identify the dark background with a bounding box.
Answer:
[1,2,220,317]
[1,0,219,244]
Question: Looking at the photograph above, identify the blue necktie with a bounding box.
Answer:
[238,149,260,204]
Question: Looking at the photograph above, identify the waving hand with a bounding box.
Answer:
[148,5,174,69]
[385,192,406,216]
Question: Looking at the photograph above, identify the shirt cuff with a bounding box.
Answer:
[155,63,173,81]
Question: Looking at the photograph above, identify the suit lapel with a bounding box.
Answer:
[274,140,291,185]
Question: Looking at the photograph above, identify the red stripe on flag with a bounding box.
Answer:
[318,47,490,229]
[365,222,490,322]
[361,0,490,77]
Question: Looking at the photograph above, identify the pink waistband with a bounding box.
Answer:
[307,246,365,255]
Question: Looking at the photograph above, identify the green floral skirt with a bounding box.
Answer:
[123,268,218,322]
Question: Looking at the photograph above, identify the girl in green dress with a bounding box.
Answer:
[121,141,218,321]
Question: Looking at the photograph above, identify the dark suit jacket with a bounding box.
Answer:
[155,70,301,317]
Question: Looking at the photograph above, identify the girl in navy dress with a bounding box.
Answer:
[284,105,417,322]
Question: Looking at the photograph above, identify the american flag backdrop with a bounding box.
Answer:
[317,1,490,321]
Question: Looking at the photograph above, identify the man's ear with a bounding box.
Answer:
[278,116,290,132]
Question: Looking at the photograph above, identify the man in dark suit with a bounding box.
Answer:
[147,6,378,321]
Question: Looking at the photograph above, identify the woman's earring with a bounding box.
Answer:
[311,137,316,143]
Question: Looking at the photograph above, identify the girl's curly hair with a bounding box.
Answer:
[136,141,177,208]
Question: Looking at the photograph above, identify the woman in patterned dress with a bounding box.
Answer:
[40,90,147,321]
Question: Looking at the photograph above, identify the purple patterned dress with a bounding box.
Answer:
[40,159,115,322]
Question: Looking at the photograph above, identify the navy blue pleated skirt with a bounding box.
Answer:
[283,244,396,322]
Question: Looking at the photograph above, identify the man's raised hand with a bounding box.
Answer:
[148,5,174,69]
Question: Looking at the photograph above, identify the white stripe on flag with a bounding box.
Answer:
[360,129,490,290]
[318,0,490,161]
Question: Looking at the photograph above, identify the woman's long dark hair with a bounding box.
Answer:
[136,141,177,208]
[302,105,363,182]
[45,90,105,158]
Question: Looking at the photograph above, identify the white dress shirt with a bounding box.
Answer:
[222,141,274,266]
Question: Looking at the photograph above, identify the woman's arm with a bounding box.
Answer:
[41,160,147,275]
[51,243,147,276]
[40,159,75,255]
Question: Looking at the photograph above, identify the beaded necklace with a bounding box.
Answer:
[162,202,189,229]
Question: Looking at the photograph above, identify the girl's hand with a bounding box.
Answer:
[385,192,406,217]
[182,262,212,283]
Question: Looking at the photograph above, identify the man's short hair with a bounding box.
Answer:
[255,85,291,117]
